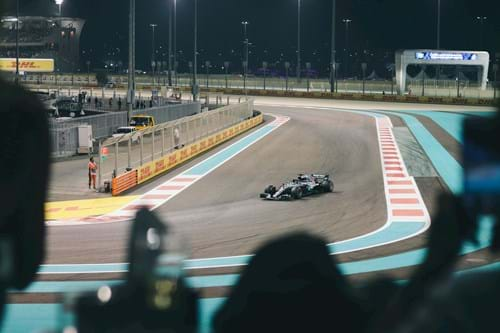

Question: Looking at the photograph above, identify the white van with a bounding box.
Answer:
[112,126,140,143]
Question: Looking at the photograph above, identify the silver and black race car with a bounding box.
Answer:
[260,174,334,201]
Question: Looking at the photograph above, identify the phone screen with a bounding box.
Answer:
[463,117,500,213]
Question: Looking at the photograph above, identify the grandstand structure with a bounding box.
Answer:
[0,16,85,72]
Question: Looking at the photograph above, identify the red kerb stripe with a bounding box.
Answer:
[392,209,425,217]
[142,194,172,200]
[386,173,406,177]
[389,189,416,194]
[388,180,412,185]
[391,198,420,204]
[158,185,184,191]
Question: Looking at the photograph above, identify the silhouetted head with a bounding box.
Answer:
[0,80,50,320]
[213,232,366,333]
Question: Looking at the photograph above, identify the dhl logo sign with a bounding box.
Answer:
[180,149,189,160]
[0,58,54,72]
[139,165,152,181]
[155,160,166,173]
[168,154,177,166]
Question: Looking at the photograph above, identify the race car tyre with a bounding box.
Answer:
[264,185,277,195]
[321,180,334,193]
[291,187,303,200]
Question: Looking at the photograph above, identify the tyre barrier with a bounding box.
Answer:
[112,169,138,196]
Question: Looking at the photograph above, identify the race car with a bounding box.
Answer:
[260,174,334,201]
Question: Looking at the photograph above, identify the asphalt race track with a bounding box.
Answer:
[4,97,500,333]
[45,106,386,264]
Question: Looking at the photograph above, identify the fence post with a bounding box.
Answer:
[197,118,202,140]
[98,140,102,191]
[128,138,131,169]
[171,126,175,150]
[152,130,155,161]
[140,133,144,166]
[114,141,119,177]
[162,128,165,156]
[227,96,230,105]
[184,122,189,145]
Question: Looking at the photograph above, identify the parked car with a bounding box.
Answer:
[112,126,140,143]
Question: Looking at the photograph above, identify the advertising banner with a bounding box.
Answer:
[0,58,55,73]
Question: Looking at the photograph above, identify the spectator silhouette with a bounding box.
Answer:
[0,78,50,323]
[213,233,366,333]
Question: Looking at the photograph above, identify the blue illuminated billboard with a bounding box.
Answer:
[415,52,478,61]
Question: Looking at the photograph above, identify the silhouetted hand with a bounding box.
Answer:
[372,193,474,333]
[419,193,474,279]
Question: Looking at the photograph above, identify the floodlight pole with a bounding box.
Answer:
[437,0,440,49]
[342,18,352,78]
[436,0,441,80]
[128,0,136,121]
[15,0,19,84]
[173,0,177,86]
[224,61,229,89]
[241,21,249,90]
[150,23,158,87]
[192,0,198,101]
[168,0,173,86]
[330,0,336,93]
[361,62,367,94]
[421,65,426,96]
[296,0,301,82]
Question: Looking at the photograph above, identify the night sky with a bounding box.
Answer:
[3,0,500,75]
